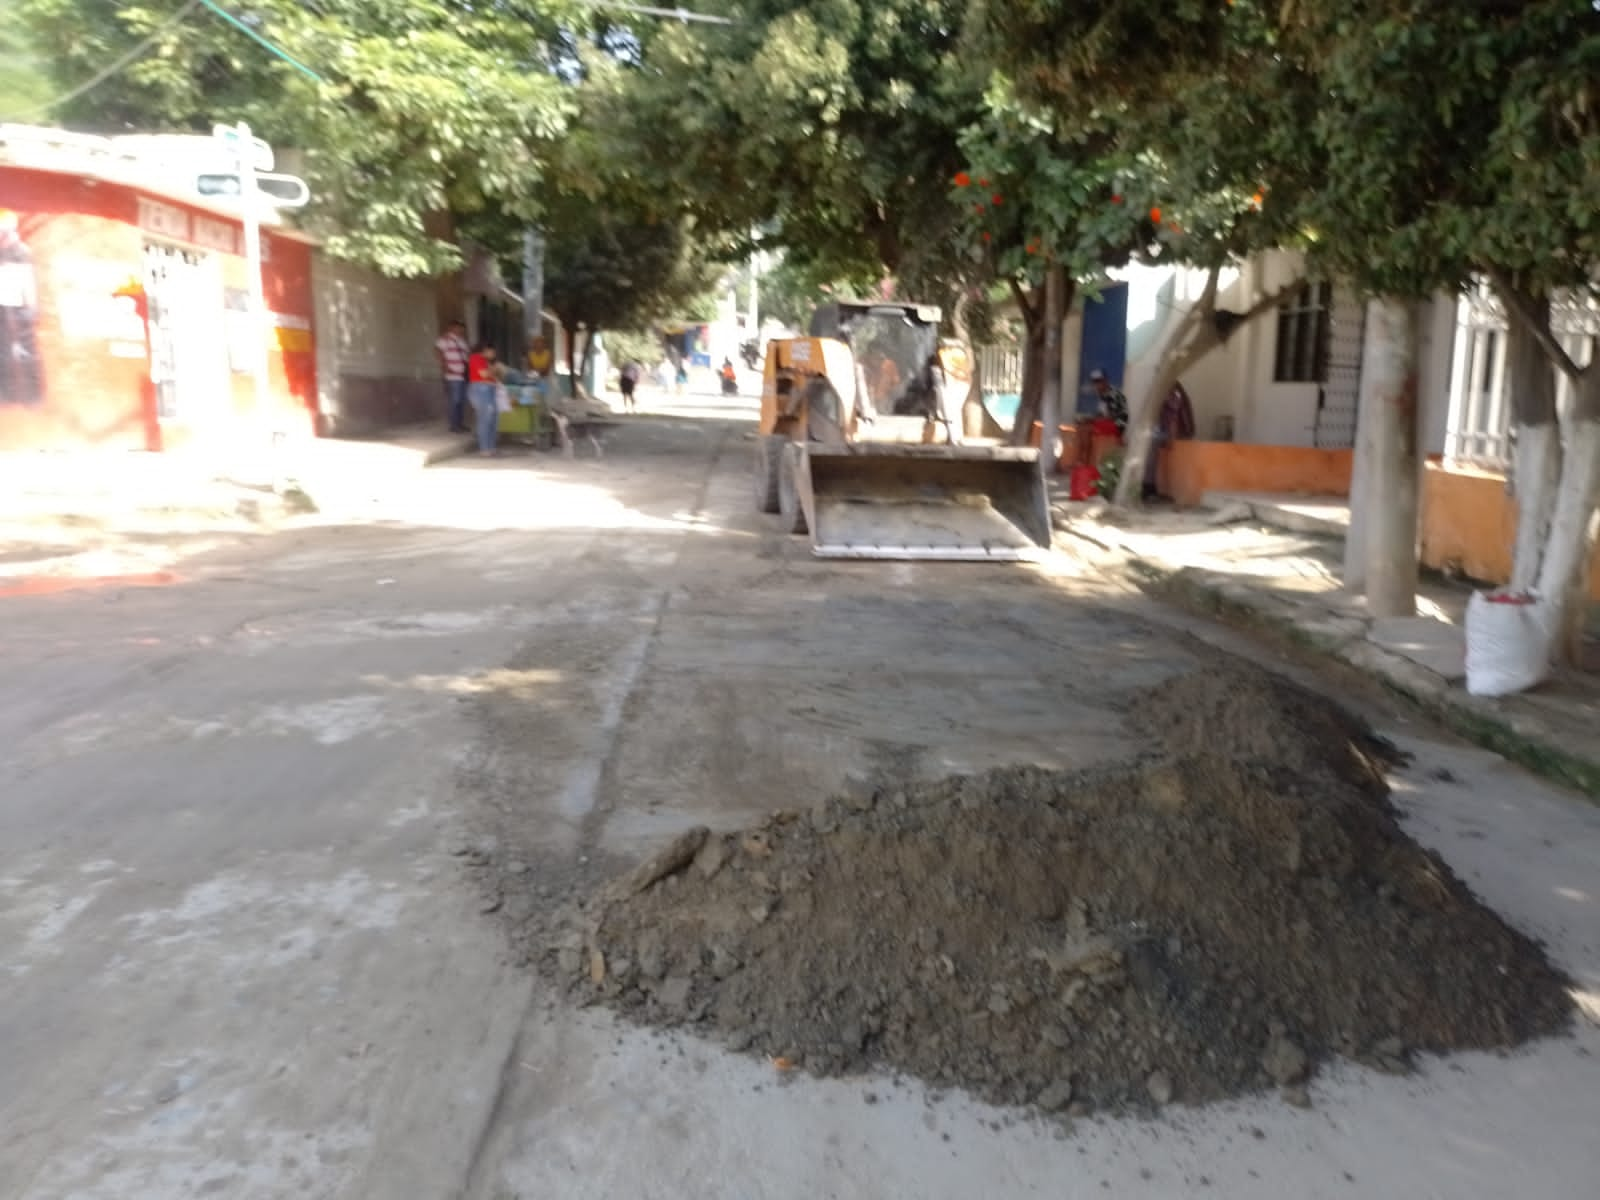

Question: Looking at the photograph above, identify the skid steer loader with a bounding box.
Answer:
[753,301,1052,561]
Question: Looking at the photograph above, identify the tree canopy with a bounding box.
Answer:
[18,0,574,274]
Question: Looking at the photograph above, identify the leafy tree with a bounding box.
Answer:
[1434,0,1600,662]
[0,17,52,119]
[541,200,720,375]
[757,253,853,329]
[964,3,1315,477]
[593,0,991,313]
[18,0,575,274]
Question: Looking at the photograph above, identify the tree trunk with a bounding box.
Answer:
[1505,292,1561,593]
[1112,312,1216,505]
[1012,332,1043,445]
[1343,423,1370,591]
[1038,264,1068,471]
[564,323,578,381]
[1010,285,1046,445]
[949,289,994,439]
[580,328,596,383]
[1356,297,1422,619]
[1533,369,1600,666]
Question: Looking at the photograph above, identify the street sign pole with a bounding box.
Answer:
[234,120,272,425]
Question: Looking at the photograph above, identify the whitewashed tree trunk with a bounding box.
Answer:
[1504,292,1561,593]
[1115,346,1197,506]
[1509,424,1562,592]
[1357,297,1422,618]
[1112,270,1306,506]
[1344,429,1369,592]
[1532,370,1600,666]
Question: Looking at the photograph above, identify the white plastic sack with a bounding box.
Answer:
[495,384,512,414]
[1464,590,1550,697]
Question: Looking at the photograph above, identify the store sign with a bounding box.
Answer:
[135,197,267,260]
[194,173,310,209]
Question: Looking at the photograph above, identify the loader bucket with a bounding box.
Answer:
[793,444,1054,561]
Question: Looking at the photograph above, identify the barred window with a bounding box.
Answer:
[1273,282,1333,383]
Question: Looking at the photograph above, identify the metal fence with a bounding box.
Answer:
[977,344,1024,395]
[1445,282,1600,471]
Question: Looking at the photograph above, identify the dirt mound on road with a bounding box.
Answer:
[537,674,1571,1114]
[1133,663,1399,799]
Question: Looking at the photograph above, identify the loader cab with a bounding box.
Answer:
[810,302,942,417]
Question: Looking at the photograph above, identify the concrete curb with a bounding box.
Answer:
[1120,554,1600,802]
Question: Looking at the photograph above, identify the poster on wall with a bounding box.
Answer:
[0,209,44,407]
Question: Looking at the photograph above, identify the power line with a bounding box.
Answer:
[570,1,736,25]
[5,0,203,122]
[195,0,324,83]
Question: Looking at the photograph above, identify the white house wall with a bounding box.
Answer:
[1098,250,1456,454]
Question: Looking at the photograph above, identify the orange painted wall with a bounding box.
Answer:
[0,165,316,451]
[1420,462,1600,601]
[1164,441,1354,507]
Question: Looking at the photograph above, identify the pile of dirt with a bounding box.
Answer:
[1130,663,1399,799]
[536,671,1572,1113]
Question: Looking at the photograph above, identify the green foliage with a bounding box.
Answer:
[972,0,1598,305]
[543,200,718,338]
[1095,452,1122,500]
[17,0,575,275]
[0,13,52,119]
[602,328,664,371]
[594,0,991,303]
[758,253,861,328]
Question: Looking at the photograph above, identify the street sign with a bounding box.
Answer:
[194,172,311,209]
[212,124,275,172]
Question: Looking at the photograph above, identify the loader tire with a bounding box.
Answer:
[778,445,809,535]
[754,434,783,514]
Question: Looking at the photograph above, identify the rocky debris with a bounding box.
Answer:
[1036,1081,1074,1112]
[1147,1071,1175,1106]
[626,826,709,894]
[521,669,1572,1116]
[1262,1035,1309,1087]
[1131,664,1401,801]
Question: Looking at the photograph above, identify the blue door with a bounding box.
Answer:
[1075,283,1128,418]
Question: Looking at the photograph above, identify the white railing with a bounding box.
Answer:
[1445,282,1599,472]
[977,343,1023,395]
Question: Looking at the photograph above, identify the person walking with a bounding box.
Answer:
[467,342,500,457]
[435,319,470,433]
[619,360,641,412]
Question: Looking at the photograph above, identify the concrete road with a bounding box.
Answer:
[2,394,1598,1199]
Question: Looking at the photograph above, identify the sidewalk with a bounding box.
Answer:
[1052,494,1600,800]
[0,423,474,584]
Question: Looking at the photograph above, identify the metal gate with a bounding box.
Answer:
[1314,287,1365,450]
[977,344,1023,396]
